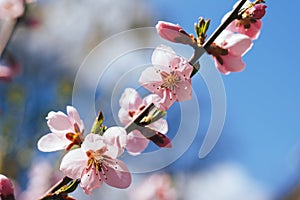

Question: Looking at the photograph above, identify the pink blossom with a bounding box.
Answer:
[20,160,62,200]
[129,173,177,200]
[60,133,131,194]
[156,21,194,45]
[118,88,169,154]
[37,106,85,152]
[247,4,267,20]
[223,1,266,40]
[226,19,262,40]
[0,0,24,19]
[208,30,252,75]
[0,174,15,199]
[139,45,193,109]
[0,62,22,82]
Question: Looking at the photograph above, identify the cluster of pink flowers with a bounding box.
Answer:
[156,0,266,75]
[33,0,267,198]
[129,173,177,200]
[37,106,132,194]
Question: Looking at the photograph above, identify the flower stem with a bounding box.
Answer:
[190,0,247,76]
[124,103,155,134]
[39,176,73,200]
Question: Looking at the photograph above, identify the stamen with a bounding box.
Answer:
[160,71,180,91]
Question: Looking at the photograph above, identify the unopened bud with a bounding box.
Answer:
[248,4,267,19]
[156,21,195,45]
[0,174,15,200]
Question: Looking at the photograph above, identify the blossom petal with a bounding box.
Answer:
[147,119,168,134]
[118,108,132,125]
[175,80,192,101]
[126,131,149,155]
[119,88,142,111]
[81,134,106,152]
[0,0,24,19]
[60,149,87,179]
[159,90,176,110]
[176,58,193,76]
[67,106,84,131]
[139,67,163,94]
[215,54,245,74]
[80,167,103,194]
[37,133,69,152]
[46,111,73,133]
[237,20,262,40]
[103,126,127,157]
[218,31,252,55]
[152,45,177,72]
[102,159,131,189]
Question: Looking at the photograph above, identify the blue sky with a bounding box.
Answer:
[145,0,300,196]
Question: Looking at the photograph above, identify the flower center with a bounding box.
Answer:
[65,123,83,150]
[160,71,180,91]
[85,149,110,181]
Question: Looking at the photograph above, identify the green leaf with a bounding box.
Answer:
[91,111,104,134]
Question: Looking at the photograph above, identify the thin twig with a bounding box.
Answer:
[203,0,247,49]
[189,0,247,73]
[39,176,73,200]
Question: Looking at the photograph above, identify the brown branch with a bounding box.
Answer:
[39,176,73,200]
[190,0,247,76]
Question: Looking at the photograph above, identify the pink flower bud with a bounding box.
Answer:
[0,0,24,19]
[248,4,267,19]
[156,21,194,45]
[0,174,15,199]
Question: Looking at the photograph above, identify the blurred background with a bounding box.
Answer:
[0,0,299,199]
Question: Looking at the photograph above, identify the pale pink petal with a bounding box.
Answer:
[215,54,245,74]
[102,159,131,189]
[224,32,253,56]
[225,19,238,33]
[222,54,245,72]
[119,88,142,111]
[139,67,163,94]
[159,90,176,110]
[37,133,69,152]
[46,111,73,133]
[80,167,103,194]
[147,119,168,134]
[103,126,127,157]
[67,106,84,131]
[0,0,24,19]
[176,58,194,76]
[175,80,192,101]
[156,21,194,45]
[143,94,167,111]
[215,61,231,75]
[0,65,13,82]
[126,131,149,155]
[81,134,106,152]
[118,108,132,125]
[152,45,177,72]
[238,20,262,40]
[216,30,252,55]
[142,94,161,106]
[60,149,87,179]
